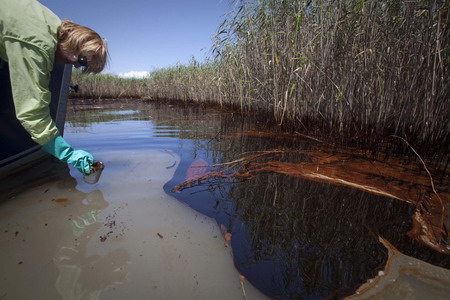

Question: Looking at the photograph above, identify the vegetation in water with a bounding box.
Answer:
[64,100,450,299]
[71,0,450,164]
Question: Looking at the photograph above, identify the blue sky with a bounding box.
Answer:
[39,0,232,77]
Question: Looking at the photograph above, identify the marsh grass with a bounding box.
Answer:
[71,72,149,99]
[70,0,450,163]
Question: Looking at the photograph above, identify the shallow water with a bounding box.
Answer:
[1,99,449,299]
[0,100,262,300]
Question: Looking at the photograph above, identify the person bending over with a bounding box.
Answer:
[0,0,108,175]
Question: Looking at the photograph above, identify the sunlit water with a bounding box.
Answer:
[0,100,262,300]
[1,99,449,299]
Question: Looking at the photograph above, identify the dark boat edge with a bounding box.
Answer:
[0,63,72,179]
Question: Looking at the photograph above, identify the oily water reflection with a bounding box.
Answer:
[61,100,450,298]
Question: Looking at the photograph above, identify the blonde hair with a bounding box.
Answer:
[58,20,108,73]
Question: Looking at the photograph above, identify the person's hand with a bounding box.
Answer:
[42,136,94,175]
[67,150,94,175]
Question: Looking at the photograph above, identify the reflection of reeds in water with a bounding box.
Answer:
[65,100,449,298]
[175,147,449,254]
[172,124,450,298]
[231,174,405,299]
[175,152,449,298]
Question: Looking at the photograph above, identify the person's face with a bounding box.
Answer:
[55,47,89,69]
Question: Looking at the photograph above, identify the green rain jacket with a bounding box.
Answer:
[0,0,61,145]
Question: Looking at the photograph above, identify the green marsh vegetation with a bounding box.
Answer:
[71,0,450,164]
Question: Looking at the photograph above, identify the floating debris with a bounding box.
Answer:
[52,198,68,203]
[98,206,127,242]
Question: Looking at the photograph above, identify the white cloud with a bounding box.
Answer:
[118,71,150,78]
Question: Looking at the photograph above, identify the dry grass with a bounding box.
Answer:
[70,0,450,163]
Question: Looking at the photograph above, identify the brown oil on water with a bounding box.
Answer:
[160,107,450,298]
[175,130,449,255]
[1,100,448,299]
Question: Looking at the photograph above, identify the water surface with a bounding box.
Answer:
[0,100,261,300]
[1,99,449,299]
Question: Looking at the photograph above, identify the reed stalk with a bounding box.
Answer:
[70,0,450,163]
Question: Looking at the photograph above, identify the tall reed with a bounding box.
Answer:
[70,0,450,162]
[71,71,149,99]
[211,0,450,160]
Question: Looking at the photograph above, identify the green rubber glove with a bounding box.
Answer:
[42,136,94,175]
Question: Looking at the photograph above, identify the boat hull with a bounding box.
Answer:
[0,62,72,178]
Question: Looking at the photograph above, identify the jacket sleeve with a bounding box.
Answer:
[4,37,59,145]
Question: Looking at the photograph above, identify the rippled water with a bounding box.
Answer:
[1,99,449,299]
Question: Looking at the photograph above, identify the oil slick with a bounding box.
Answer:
[346,236,450,299]
[186,158,209,181]
[174,146,449,254]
